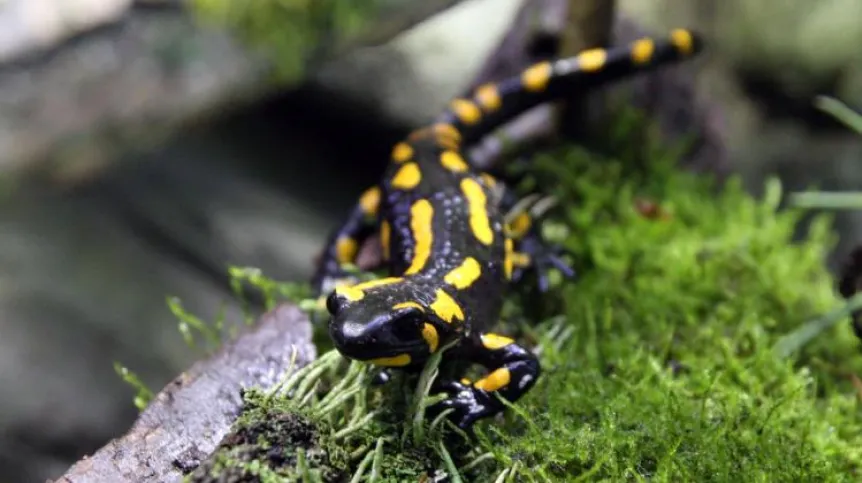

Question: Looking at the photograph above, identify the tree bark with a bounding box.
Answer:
[51,304,316,483]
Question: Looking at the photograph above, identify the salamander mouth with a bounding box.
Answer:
[336,341,428,362]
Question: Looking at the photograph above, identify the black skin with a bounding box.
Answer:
[312,31,704,431]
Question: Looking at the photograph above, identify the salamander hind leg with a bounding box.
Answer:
[427,332,541,431]
[312,185,383,296]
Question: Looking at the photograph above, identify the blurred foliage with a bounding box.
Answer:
[788,97,862,210]
[815,95,862,136]
[189,0,389,82]
[619,0,862,103]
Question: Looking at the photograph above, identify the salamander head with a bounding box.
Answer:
[325,277,455,368]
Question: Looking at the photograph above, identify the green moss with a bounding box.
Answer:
[477,136,860,481]
[188,110,862,481]
[113,363,154,410]
[186,389,350,482]
[189,0,388,83]
[184,352,361,482]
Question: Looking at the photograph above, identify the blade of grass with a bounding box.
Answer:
[773,293,862,358]
[788,191,862,210]
[814,95,862,135]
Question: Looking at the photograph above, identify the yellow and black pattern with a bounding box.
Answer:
[437,29,701,146]
[313,30,703,430]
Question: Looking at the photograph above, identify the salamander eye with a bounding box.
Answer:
[391,314,422,342]
[325,292,343,315]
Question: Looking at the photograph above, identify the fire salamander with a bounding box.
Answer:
[313,30,704,430]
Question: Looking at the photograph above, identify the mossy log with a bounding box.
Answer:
[52,304,316,483]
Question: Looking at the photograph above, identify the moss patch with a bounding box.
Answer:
[186,384,352,482]
[189,111,862,481]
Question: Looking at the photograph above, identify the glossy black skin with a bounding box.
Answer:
[312,31,704,430]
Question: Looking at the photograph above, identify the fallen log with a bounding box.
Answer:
[52,303,316,483]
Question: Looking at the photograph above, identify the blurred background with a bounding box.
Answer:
[1,0,861,481]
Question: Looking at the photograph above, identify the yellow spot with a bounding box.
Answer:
[411,123,462,150]
[391,142,413,163]
[475,83,502,111]
[481,333,514,350]
[433,123,462,144]
[335,236,358,264]
[511,252,531,268]
[370,354,411,367]
[407,127,430,141]
[460,377,472,385]
[409,123,463,148]
[393,301,424,312]
[404,199,434,274]
[391,162,422,190]
[422,323,439,352]
[460,178,493,245]
[474,367,511,392]
[480,173,497,187]
[578,48,607,72]
[440,151,468,173]
[380,220,391,261]
[508,212,532,239]
[522,61,552,92]
[504,238,514,280]
[336,285,364,302]
[332,279,355,291]
[444,257,482,289]
[430,289,464,323]
[359,186,380,216]
[336,277,402,302]
[437,136,460,151]
[631,38,655,64]
[671,29,694,55]
[450,99,482,125]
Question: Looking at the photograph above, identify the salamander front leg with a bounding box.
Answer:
[312,185,382,296]
[427,332,540,431]
[508,229,576,292]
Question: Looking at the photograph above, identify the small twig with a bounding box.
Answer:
[788,191,862,210]
[438,442,464,483]
[494,468,512,483]
[429,408,456,434]
[408,338,460,445]
[332,410,381,440]
[459,452,495,473]
[814,95,862,135]
[348,448,376,483]
[266,346,300,401]
[368,438,385,483]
